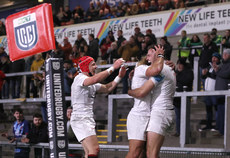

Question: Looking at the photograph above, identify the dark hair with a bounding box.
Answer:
[67,106,73,110]
[13,108,23,114]
[210,31,216,36]
[89,34,94,39]
[161,36,168,42]
[64,60,72,65]
[204,33,210,38]
[212,28,217,32]
[181,30,186,34]
[33,113,42,119]
[191,34,201,43]
[118,30,123,34]
[177,58,187,66]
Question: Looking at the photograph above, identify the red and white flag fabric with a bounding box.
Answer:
[6,3,56,61]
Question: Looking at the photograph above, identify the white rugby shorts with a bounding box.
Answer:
[70,115,96,142]
[147,109,175,136]
[127,113,150,141]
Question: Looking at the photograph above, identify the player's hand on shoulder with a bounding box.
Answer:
[165,60,175,70]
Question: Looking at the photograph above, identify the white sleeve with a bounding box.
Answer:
[95,83,102,91]
[77,74,88,86]
[135,65,148,78]
[150,77,158,86]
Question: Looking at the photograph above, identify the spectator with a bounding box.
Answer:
[118,36,139,93]
[148,0,159,12]
[199,53,221,132]
[199,33,218,89]
[1,54,10,99]
[136,34,145,57]
[118,36,139,62]
[164,0,175,10]
[63,60,76,97]
[74,33,87,48]
[173,59,194,136]
[0,20,6,36]
[0,47,7,60]
[125,7,131,16]
[58,37,73,60]
[30,54,45,98]
[73,13,81,24]
[24,56,35,98]
[63,6,72,22]
[145,34,154,48]
[177,30,190,61]
[221,29,230,49]
[56,6,65,23]
[88,34,99,62]
[100,36,112,60]
[146,29,157,45]
[138,2,148,14]
[189,34,203,67]
[140,35,154,57]
[50,47,65,59]
[100,31,115,47]
[104,42,121,64]
[66,106,76,142]
[199,33,218,71]
[160,36,173,60]
[86,2,96,21]
[117,5,125,17]
[21,113,48,158]
[72,6,84,21]
[9,59,25,98]
[102,8,115,19]
[101,0,110,11]
[71,44,85,68]
[176,0,185,9]
[2,108,30,158]
[117,30,126,49]
[131,3,139,15]
[133,26,144,41]
[96,9,104,20]
[95,1,102,13]
[214,49,230,136]
[211,31,222,45]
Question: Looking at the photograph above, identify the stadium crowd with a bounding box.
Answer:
[0,0,223,35]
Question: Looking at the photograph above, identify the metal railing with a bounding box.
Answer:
[107,91,230,152]
[0,141,229,158]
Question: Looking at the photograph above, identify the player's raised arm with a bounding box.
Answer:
[83,57,125,86]
[98,66,126,93]
[145,45,165,77]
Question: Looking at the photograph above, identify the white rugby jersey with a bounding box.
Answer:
[150,64,176,110]
[71,73,101,117]
[130,65,151,116]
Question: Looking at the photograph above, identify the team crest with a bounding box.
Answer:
[13,13,38,51]
[57,140,66,149]
[52,62,60,70]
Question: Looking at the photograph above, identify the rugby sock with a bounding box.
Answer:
[88,154,98,158]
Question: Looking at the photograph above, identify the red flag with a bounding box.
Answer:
[6,3,56,61]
